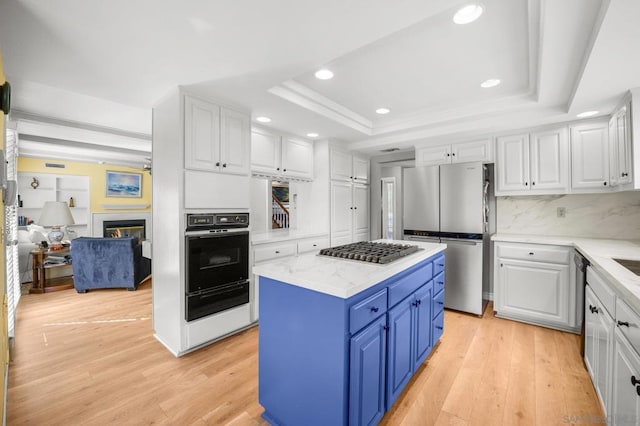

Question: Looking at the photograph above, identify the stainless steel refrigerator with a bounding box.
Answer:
[402,162,494,316]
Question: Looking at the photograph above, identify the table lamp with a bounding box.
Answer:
[38,201,75,249]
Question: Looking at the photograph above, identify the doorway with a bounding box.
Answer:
[381,177,396,240]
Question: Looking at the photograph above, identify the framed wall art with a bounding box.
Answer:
[105,171,142,198]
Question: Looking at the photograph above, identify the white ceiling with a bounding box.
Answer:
[1,0,638,159]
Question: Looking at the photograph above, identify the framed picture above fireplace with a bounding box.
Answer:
[106,171,142,198]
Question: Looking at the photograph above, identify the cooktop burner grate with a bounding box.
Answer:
[318,241,420,264]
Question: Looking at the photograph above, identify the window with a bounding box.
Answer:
[271,181,289,229]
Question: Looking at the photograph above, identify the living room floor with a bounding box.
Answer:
[7,282,603,425]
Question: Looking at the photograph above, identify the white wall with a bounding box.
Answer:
[250,177,269,233]
[497,192,640,239]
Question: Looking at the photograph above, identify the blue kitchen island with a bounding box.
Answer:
[253,240,446,426]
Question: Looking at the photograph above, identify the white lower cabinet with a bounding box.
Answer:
[494,242,577,332]
[584,266,640,423]
[584,285,614,415]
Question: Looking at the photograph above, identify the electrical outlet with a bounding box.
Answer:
[557,207,566,218]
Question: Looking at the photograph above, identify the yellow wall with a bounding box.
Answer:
[17,158,152,213]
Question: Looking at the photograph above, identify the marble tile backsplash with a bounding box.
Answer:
[497,192,640,239]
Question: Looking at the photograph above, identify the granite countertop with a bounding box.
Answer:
[251,229,329,245]
[252,240,447,299]
[492,233,640,314]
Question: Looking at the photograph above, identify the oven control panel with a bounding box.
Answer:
[186,213,249,231]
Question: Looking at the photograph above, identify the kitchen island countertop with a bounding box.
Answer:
[492,233,640,314]
[252,240,446,298]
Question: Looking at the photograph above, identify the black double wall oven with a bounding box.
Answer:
[185,213,249,322]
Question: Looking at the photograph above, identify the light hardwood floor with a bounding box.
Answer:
[7,281,604,425]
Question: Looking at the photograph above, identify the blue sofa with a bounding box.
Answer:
[71,237,151,293]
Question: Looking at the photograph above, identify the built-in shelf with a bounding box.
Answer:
[101,204,150,210]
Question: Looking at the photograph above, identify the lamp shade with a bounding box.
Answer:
[38,201,75,226]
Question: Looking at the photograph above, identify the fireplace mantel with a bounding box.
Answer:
[92,212,152,240]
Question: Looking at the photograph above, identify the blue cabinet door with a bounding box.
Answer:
[349,315,387,426]
[413,282,433,370]
[386,297,414,410]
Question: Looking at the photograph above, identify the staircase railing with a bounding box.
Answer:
[272,195,290,229]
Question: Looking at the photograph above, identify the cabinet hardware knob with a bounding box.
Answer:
[437,301,444,305]
[452,153,456,156]
[525,182,528,186]
[275,251,280,254]
[354,207,357,210]
[435,325,443,330]
[222,163,227,168]
[446,153,450,157]
[350,207,353,210]
[532,182,535,186]
[417,299,422,305]
[350,176,353,179]
[589,305,599,314]
[603,181,607,186]
[622,172,629,177]
[631,376,640,386]
[617,320,630,327]
[383,325,389,331]
[437,263,444,267]
[370,306,379,313]
[283,169,287,172]
[412,301,419,307]
[500,263,503,267]
[636,385,640,397]
[277,167,280,171]
[313,244,317,247]
[216,162,220,166]
[529,252,534,255]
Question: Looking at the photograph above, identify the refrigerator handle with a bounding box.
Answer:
[440,238,480,245]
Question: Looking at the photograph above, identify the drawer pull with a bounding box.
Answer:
[435,325,443,330]
[436,301,444,305]
[412,301,419,307]
[631,376,640,386]
[313,244,317,247]
[637,385,640,397]
[275,251,280,254]
[589,305,599,314]
[437,263,444,267]
[370,306,379,313]
[529,252,534,255]
[618,320,630,327]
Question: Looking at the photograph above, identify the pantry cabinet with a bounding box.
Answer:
[331,149,369,184]
[415,138,492,167]
[570,121,610,191]
[330,181,369,246]
[184,95,250,176]
[251,127,314,180]
[495,127,569,195]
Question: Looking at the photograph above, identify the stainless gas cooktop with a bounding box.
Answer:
[318,241,420,264]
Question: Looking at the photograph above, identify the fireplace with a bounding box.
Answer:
[103,219,146,240]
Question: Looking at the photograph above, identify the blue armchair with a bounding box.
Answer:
[71,237,151,293]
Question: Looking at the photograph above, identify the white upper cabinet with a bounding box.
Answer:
[220,107,251,175]
[184,95,221,171]
[529,127,569,191]
[495,133,530,193]
[415,138,492,167]
[608,102,632,189]
[251,129,313,180]
[251,127,281,173]
[570,122,610,191]
[281,136,314,179]
[184,95,250,176]
[495,128,568,195]
[330,148,369,184]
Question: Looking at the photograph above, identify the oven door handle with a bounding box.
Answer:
[193,282,248,298]
[185,229,249,237]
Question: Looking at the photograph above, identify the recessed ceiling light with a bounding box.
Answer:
[306,133,319,138]
[314,69,334,80]
[480,78,501,88]
[256,116,271,123]
[376,108,391,115]
[453,4,484,24]
[576,110,599,118]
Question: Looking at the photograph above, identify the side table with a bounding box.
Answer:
[30,248,74,294]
